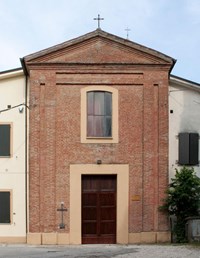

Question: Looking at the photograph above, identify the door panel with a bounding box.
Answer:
[82,175,117,244]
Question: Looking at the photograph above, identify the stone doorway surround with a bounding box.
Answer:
[70,164,129,244]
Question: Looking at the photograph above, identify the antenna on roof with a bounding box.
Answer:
[125,27,131,40]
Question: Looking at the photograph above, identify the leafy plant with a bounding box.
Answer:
[160,167,200,242]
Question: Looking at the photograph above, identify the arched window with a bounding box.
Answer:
[81,86,118,143]
[87,91,112,137]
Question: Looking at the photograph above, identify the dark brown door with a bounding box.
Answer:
[82,175,117,244]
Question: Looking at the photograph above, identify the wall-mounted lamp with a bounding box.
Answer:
[19,106,24,113]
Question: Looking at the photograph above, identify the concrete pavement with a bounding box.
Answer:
[0,244,199,258]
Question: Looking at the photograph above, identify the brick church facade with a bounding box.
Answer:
[22,29,175,244]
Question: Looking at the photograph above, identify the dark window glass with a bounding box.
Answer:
[87,92,94,115]
[105,116,112,137]
[94,92,104,115]
[179,133,199,165]
[0,192,10,223]
[0,124,11,156]
[87,91,112,137]
[105,92,112,116]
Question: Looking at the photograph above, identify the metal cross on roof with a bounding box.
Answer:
[94,14,104,29]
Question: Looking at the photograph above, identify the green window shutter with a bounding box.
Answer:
[179,132,199,165]
[189,133,199,165]
[0,192,10,223]
[179,133,190,165]
[0,124,11,156]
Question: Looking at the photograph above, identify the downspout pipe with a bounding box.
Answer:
[20,58,28,237]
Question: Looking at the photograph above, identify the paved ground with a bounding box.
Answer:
[0,244,199,258]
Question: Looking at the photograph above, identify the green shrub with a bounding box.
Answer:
[160,167,200,242]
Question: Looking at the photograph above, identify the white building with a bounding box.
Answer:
[169,75,200,179]
[0,68,27,243]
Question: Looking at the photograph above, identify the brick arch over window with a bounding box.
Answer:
[81,86,118,143]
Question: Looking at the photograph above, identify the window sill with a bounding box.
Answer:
[86,137,113,140]
[82,137,118,144]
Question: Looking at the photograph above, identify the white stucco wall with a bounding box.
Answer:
[0,70,26,238]
[169,79,200,180]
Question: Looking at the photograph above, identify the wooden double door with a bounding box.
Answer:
[82,175,117,244]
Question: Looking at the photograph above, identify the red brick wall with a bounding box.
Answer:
[28,65,170,234]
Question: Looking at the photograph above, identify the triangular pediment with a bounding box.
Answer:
[23,30,175,67]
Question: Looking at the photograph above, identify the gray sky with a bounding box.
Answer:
[0,0,199,83]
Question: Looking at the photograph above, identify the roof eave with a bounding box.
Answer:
[0,67,24,80]
[23,29,176,66]
[170,74,200,92]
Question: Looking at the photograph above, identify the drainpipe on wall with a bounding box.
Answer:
[20,58,29,238]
